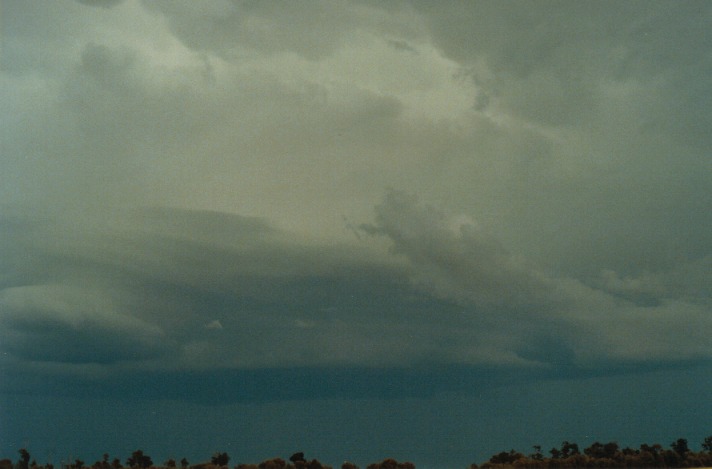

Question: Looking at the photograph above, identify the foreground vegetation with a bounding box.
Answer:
[477,437,712,468]
[3,436,712,469]
[1,451,403,469]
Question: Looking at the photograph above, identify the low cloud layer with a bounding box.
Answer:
[2,191,710,401]
[0,0,707,409]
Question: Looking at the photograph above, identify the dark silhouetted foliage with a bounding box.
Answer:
[210,454,229,467]
[490,450,524,465]
[529,446,543,461]
[18,450,31,469]
[365,459,414,469]
[4,437,712,469]
[92,454,111,469]
[258,458,286,469]
[672,439,689,457]
[477,436,712,468]
[703,435,712,453]
[126,451,152,469]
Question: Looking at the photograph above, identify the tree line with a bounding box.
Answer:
[476,436,712,468]
[0,450,412,469]
[3,437,712,469]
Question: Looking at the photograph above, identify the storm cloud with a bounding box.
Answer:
[1,1,711,467]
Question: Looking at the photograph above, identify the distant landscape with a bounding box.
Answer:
[4,436,712,469]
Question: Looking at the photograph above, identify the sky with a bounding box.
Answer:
[1,1,711,468]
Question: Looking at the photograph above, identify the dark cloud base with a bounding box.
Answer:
[4,360,710,406]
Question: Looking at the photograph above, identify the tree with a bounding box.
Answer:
[663,449,680,467]
[603,441,620,460]
[531,445,543,461]
[584,442,605,459]
[702,435,712,453]
[560,441,580,458]
[672,438,689,457]
[490,450,523,464]
[179,459,189,469]
[211,454,229,467]
[305,460,324,469]
[126,451,152,469]
[257,458,285,469]
[94,454,110,469]
[18,450,31,469]
[365,460,412,469]
[640,443,663,459]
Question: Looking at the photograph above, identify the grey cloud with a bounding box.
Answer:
[2,0,711,402]
[0,1,98,75]
[76,0,125,8]
[16,35,407,213]
[1,192,710,411]
[411,2,609,125]
[0,206,452,373]
[593,258,712,307]
[387,39,418,54]
[3,2,712,462]
[142,0,422,61]
[364,190,712,367]
[364,190,553,309]
[3,188,710,381]
[79,42,138,87]
[515,334,576,370]
[204,319,223,330]
[0,284,168,364]
[141,0,345,59]
[416,1,712,142]
[65,41,217,165]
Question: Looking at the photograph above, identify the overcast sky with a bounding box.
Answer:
[1,1,711,468]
